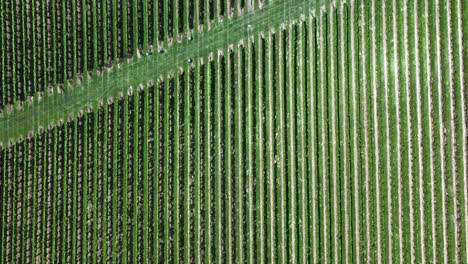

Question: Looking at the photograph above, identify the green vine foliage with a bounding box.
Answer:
[0,0,467,263]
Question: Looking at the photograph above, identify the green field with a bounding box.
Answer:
[1,0,467,263]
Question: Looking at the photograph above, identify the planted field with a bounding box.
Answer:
[0,0,467,263]
[0,0,263,109]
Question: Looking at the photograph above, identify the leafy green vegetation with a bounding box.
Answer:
[0,0,467,263]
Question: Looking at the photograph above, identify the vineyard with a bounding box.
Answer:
[0,0,467,263]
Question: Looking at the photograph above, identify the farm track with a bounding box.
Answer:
[1,0,467,263]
